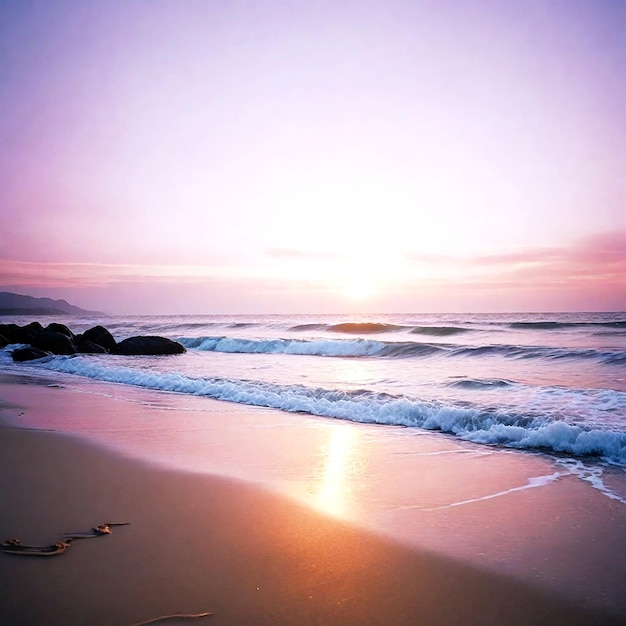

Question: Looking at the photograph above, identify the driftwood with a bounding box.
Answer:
[0,522,129,556]
[129,612,214,625]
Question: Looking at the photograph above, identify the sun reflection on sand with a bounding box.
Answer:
[312,425,364,518]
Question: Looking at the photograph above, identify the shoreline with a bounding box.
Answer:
[1,373,626,624]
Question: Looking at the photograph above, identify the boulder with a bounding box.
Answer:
[0,323,21,343]
[0,322,45,343]
[12,347,51,362]
[20,321,44,342]
[32,330,77,355]
[115,336,185,356]
[80,325,117,352]
[76,339,108,354]
[43,323,74,339]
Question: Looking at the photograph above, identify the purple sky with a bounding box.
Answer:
[1,0,624,314]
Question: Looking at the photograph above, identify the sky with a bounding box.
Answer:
[0,0,624,314]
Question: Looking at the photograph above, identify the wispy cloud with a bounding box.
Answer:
[264,248,348,261]
[391,231,625,311]
[400,231,625,285]
[0,260,232,288]
[477,232,625,286]
[470,232,625,270]
[470,248,563,266]
[402,251,459,265]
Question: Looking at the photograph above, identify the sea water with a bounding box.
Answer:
[2,311,625,466]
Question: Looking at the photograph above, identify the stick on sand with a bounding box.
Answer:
[1,522,130,557]
[129,612,214,625]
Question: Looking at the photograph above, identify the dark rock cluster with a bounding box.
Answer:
[0,322,186,362]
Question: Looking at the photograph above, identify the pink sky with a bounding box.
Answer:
[1,0,624,314]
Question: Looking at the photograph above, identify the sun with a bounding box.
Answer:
[344,279,377,300]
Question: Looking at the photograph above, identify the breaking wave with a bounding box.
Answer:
[179,336,444,358]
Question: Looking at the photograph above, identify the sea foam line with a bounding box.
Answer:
[556,459,626,504]
[403,463,626,510]
[403,471,565,511]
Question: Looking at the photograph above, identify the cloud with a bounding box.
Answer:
[497,232,624,281]
[568,231,626,264]
[0,260,231,289]
[393,231,626,310]
[471,248,563,266]
[264,248,348,261]
[402,252,459,265]
[470,232,625,269]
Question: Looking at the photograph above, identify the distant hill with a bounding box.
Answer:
[0,292,106,316]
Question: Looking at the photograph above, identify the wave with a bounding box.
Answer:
[451,344,626,364]
[172,322,222,330]
[410,326,472,336]
[593,330,626,337]
[178,335,626,365]
[227,322,259,329]
[179,336,444,358]
[446,378,514,390]
[603,352,626,365]
[328,322,407,334]
[106,321,222,334]
[289,323,327,331]
[30,355,626,465]
[509,320,626,330]
[290,322,471,336]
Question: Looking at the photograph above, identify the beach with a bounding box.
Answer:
[3,0,625,620]
[1,373,625,625]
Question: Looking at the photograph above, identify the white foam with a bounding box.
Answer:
[182,336,384,357]
[408,471,565,511]
[556,459,626,504]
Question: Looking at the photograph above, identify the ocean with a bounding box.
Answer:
[2,311,625,467]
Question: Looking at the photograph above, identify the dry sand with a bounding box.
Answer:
[1,378,625,625]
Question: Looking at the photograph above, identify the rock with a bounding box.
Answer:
[0,323,21,343]
[76,339,108,354]
[31,330,77,355]
[0,334,8,349]
[20,321,44,342]
[43,323,74,339]
[0,322,44,343]
[12,347,51,361]
[4,321,184,359]
[80,325,117,352]
[115,336,186,356]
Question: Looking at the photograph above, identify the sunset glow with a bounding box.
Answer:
[0,0,624,314]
